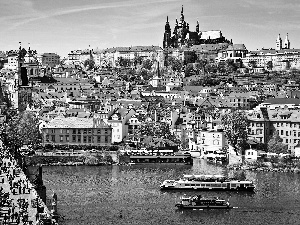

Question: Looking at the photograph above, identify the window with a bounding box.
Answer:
[97,136,101,143]
[72,136,76,142]
[105,137,108,143]
[83,129,87,134]
[60,136,63,142]
[46,135,49,141]
[66,130,69,134]
[286,131,289,136]
[83,136,87,143]
[72,129,76,134]
[60,129,63,134]
[77,129,81,134]
[97,129,101,134]
[77,136,81,142]
[66,136,69,142]
[51,135,55,142]
[88,136,92,143]
[88,129,92,134]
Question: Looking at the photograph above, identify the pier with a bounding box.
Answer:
[0,150,57,225]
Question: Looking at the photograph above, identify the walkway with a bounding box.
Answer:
[0,150,57,225]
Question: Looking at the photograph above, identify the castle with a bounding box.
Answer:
[163,6,230,48]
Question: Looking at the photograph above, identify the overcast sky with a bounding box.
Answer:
[1,0,299,57]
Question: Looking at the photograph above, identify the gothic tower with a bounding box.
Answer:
[180,5,184,26]
[163,16,171,48]
[284,33,290,49]
[196,20,199,33]
[276,34,282,50]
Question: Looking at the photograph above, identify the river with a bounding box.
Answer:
[42,159,300,225]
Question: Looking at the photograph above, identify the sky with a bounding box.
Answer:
[1,0,300,57]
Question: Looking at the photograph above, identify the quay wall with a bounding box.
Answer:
[25,151,119,166]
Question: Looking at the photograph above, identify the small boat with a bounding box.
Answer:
[175,195,232,209]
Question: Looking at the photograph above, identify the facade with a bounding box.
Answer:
[248,101,300,154]
[42,117,112,146]
[6,51,19,70]
[189,129,226,155]
[67,46,164,68]
[107,108,136,143]
[42,53,60,67]
[242,34,300,71]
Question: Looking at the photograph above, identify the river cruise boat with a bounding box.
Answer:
[175,195,232,209]
[160,174,255,191]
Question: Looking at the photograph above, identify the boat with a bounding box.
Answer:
[121,150,193,165]
[160,174,255,191]
[175,195,232,209]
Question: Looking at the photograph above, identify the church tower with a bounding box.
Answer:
[180,5,184,26]
[196,20,199,33]
[284,33,290,49]
[163,16,172,48]
[276,34,282,50]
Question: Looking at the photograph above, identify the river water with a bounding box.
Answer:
[42,159,300,225]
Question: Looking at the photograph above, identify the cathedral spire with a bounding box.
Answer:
[180,5,184,24]
[276,34,282,50]
[196,20,199,33]
[284,33,290,49]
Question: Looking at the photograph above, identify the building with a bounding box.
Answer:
[42,117,112,146]
[42,53,60,67]
[107,107,136,143]
[248,101,300,154]
[163,6,230,48]
[242,34,300,71]
[189,129,226,155]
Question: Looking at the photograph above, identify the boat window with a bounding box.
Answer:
[231,184,236,187]
[191,184,195,186]
[201,184,205,187]
[185,184,190,186]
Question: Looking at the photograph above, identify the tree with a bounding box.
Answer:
[141,59,153,70]
[197,59,208,74]
[248,60,257,69]
[137,121,179,143]
[221,110,249,154]
[117,57,131,68]
[0,111,42,154]
[267,131,288,154]
[166,57,183,72]
[266,61,273,71]
[133,55,143,66]
[225,59,238,73]
[84,59,95,70]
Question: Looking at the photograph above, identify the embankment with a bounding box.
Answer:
[25,151,119,166]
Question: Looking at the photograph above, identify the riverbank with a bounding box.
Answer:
[227,159,300,173]
[25,151,119,167]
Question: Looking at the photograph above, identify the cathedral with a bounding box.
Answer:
[163,6,230,48]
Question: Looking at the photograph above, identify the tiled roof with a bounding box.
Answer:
[46,117,101,128]
[226,44,247,51]
[191,43,229,52]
